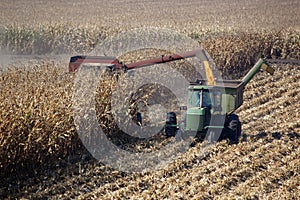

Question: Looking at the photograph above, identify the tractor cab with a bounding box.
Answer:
[188,89,212,109]
[185,80,238,133]
[188,87,224,113]
[187,81,224,113]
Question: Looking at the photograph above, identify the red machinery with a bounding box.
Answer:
[69,49,203,73]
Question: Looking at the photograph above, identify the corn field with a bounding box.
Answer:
[0,0,300,199]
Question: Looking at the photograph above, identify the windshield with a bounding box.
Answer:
[188,90,212,108]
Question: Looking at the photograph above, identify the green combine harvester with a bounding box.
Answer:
[69,48,275,144]
[166,58,274,144]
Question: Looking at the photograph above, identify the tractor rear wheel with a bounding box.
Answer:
[225,114,241,144]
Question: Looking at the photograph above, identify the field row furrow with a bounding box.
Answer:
[241,95,300,134]
[204,136,299,196]
[240,88,299,124]
[242,65,299,96]
[263,173,300,199]
[239,73,300,116]
[215,143,300,199]
[82,131,298,199]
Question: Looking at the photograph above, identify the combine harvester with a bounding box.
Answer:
[69,48,274,144]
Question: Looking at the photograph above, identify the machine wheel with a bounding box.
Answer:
[165,112,177,137]
[225,114,241,144]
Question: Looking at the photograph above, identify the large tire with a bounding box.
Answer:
[165,112,177,137]
[225,114,241,144]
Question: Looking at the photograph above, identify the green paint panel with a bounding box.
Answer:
[186,108,205,131]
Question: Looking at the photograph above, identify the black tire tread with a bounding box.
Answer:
[225,114,241,144]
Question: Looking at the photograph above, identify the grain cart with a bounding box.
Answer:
[69,48,274,144]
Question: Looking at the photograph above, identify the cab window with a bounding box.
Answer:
[188,90,212,108]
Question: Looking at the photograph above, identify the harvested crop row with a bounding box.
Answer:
[216,141,300,199]
[81,132,299,199]
[1,61,299,199]
[0,0,299,199]
[81,129,297,198]
[237,64,300,135]
[0,43,299,200]
[79,62,300,199]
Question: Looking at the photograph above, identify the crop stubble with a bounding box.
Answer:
[0,0,300,199]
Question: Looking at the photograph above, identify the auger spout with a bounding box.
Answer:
[242,58,275,86]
